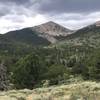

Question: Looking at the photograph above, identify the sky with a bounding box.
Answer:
[0,0,100,33]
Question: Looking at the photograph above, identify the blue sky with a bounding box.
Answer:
[0,0,100,33]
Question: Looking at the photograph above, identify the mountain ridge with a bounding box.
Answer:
[0,21,73,44]
[32,21,73,36]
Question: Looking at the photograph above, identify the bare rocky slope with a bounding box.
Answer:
[32,21,73,43]
[33,21,73,36]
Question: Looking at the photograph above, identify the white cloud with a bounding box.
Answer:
[49,12,100,30]
[0,0,100,34]
[0,14,48,33]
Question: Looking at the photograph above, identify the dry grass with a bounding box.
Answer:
[0,81,100,100]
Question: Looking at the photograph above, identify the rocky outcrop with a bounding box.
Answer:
[33,21,73,36]
[31,21,73,43]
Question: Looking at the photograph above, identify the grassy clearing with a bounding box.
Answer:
[0,81,100,100]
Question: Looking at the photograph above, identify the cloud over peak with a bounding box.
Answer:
[0,0,100,33]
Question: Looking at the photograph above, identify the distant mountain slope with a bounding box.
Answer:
[33,21,73,36]
[66,22,100,39]
[0,21,73,55]
[0,28,51,55]
[2,28,50,46]
[52,21,100,49]
[32,21,73,43]
[0,21,73,45]
[1,20,100,55]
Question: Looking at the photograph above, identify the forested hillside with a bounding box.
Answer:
[0,22,100,90]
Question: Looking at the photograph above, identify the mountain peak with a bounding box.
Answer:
[33,21,73,36]
[39,21,60,27]
[45,21,56,24]
[95,21,100,26]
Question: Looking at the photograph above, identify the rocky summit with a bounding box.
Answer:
[32,21,73,36]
